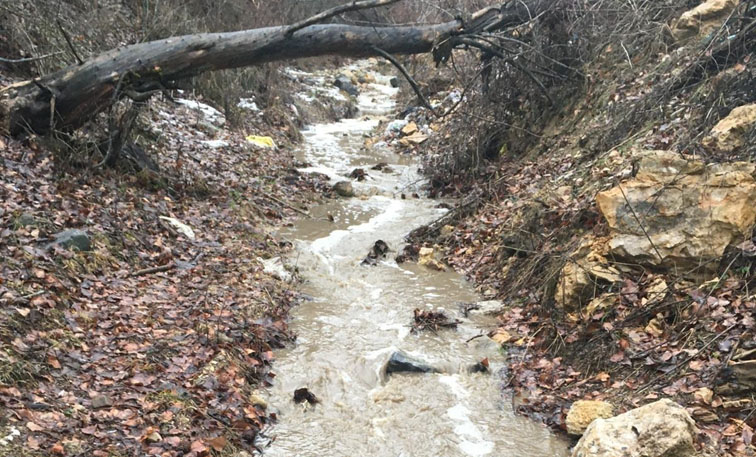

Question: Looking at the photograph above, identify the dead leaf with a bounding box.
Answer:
[207,436,227,451]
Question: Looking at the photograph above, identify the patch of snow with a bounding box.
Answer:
[176,98,226,127]
[202,140,229,149]
[0,427,20,446]
[259,257,293,282]
[238,98,262,113]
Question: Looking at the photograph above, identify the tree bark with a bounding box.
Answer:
[0,2,543,136]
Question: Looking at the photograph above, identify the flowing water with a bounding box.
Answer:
[263,62,568,457]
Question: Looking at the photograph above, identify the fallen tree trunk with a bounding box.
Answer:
[0,1,545,136]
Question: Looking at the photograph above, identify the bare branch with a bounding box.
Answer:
[285,0,402,37]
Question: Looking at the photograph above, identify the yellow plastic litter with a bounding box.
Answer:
[246,135,276,148]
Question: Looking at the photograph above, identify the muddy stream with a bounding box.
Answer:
[263,62,568,457]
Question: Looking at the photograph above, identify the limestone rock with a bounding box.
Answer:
[702,104,756,154]
[596,151,756,274]
[418,247,446,271]
[571,399,696,457]
[566,400,614,436]
[333,181,355,198]
[50,229,92,252]
[401,122,418,136]
[90,394,113,409]
[672,0,738,41]
[555,237,621,311]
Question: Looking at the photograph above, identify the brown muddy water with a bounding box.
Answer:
[261,62,568,457]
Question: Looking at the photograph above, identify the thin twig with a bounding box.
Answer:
[56,19,84,65]
[285,0,401,37]
[130,262,176,277]
[262,192,310,217]
[0,52,63,64]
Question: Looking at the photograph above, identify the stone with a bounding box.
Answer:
[389,77,400,88]
[334,76,359,96]
[384,351,437,376]
[693,387,714,405]
[249,392,268,410]
[16,212,37,227]
[159,216,196,240]
[702,104,756,154]
[555,237,621,311]
[468,300,504,316]
[401,122,418,136]
[91,394,113,409]
[673,0,738,41]
[566,400,614,436]
[418,247,446,271]
[50,229,92,252]
[596,151,756,274]
[332,181,355,198]
[571,399,696,457]
[489,329,512,345]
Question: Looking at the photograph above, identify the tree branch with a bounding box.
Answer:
[285,0,402,37]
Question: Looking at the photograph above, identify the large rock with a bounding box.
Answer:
[566,400,614,436]
[555,236,621,311]
[332,181,355,198]
[596,151,756,274]
[384,351,437,376]
[571,399,696,457]
[49,229,92,252]
[672,0,738,41]
[702,104,756,154]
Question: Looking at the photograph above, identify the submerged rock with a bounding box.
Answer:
[384,352,437,376]
[571,399,696,457]
[49,229,92,252]
[334,76,359,96]
[362,240,390,266]
[332,181,355,197]
[566,400,614,436]
[596,151,756,274]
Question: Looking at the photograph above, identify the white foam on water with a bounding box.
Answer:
[441,376,494,457]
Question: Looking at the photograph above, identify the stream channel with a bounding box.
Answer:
[263,62,568,457]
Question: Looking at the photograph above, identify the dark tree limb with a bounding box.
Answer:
[0,0,548,137]
[371,46,438,115]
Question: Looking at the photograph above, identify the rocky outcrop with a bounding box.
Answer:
[571,399,696,457]
[566,400,614,436]
[596,151,756,274]
[702,104,756,154]
[672,0,739,41]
